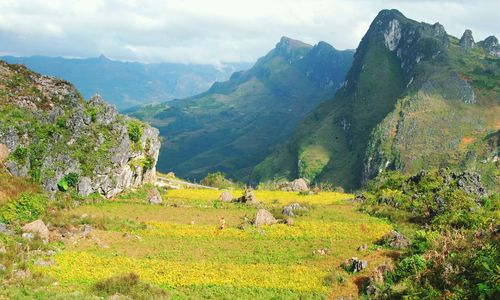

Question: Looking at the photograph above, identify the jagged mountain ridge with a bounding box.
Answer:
[1,55,251,110]
[253,9,500,190]
[127,37,354,181]
[0,61,160,198]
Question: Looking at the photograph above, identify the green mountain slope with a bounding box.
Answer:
[127,37,354,181]
[254,9,500,190]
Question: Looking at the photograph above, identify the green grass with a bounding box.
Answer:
[7,189,393,299]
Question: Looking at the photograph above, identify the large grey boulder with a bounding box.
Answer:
[254,209,277,227]
[22,220,49,242]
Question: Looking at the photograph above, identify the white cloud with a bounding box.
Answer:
[0,0,498,64]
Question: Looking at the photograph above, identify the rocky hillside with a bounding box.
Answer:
[254,9,500,190]
[1,55,251,110]
[127,37,354,181]
[0,61,160,198]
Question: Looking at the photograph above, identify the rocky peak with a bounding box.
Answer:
[274,36,313,61]
[459,29,475,50]
[479,35,500,57]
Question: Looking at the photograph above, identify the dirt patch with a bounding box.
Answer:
[0,144,9,163]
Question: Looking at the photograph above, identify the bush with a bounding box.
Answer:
[57,173,80,192]
[11,146,28,163]
[200,172,239,189]
[127,120,144,144]
[93,273,168,300]
[0,193,47,224]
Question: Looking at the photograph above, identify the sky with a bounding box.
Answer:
[0,0,498,65]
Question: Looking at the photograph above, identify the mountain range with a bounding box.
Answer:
[1,55,251,110]
[253,9,500,190]
[126,37,354,181]
[129,9,499,191]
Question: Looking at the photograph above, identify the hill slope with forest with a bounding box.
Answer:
[127,37,354,181]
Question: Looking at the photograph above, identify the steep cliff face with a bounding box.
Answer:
[254,9,500,190]
[0,61,160,198]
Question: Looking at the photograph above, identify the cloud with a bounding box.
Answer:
[0,0,498,65]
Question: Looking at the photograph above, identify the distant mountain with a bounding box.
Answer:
[254,9,500,190]
[127,37,354,181]
[1,55,251,110]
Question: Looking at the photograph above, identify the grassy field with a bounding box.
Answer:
[16,188,393,299]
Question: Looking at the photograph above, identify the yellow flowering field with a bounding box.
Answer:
[166,188,353,205]
[36,188,392,299]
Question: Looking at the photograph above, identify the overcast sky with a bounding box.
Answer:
[0,0,498,65]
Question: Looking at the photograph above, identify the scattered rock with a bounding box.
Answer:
[21,220,49,242]
[353,194,367,203]
[219,190,233,202]
[278,178,309,192]
[282,203,307,217]
[316,248,329,255]
[366,261,394,296]
[12,269,30,280]
[81,224,92,237]
[148,188,163,204]
[380,230,411,249]
[34,259,56,267]
[285,218,294,226]
[254,209,277,227]
[237,223,248,230]
[0,222,14,235]
[342,257,368,273]
[0,264,6,272]
[357,244,368,252]
[22,232,34,241]
[0,245,6,254]
[235,187,257,204]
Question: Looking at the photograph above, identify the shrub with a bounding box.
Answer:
[93,273,168,300]
[0,193,47,223]
[127,120,144,144]
[57,173,79,192]
[200,172,239,189]
[11,146,28,163]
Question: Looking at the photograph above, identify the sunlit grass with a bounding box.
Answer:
[35,188,391,299]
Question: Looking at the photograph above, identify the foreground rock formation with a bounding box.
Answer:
[0,61,160,198]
